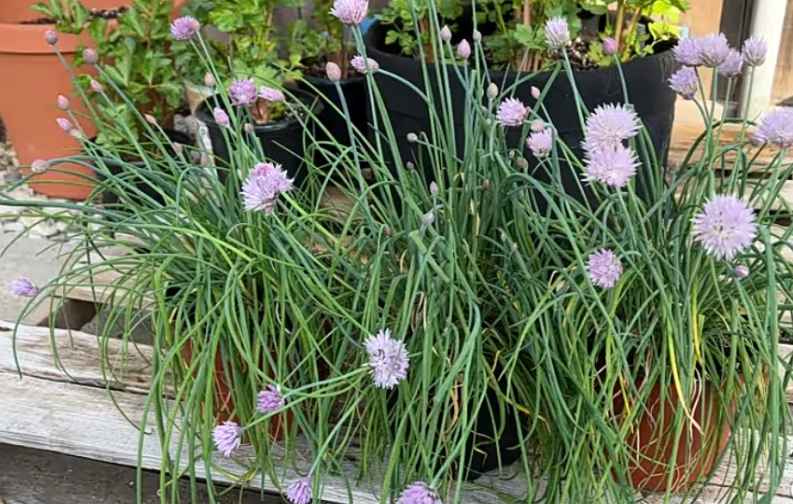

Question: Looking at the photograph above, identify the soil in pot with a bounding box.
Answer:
[364,20,678,208]
[297,73,369,174]
[613,380,733,492]
[0,1,132,23]
[96,129,192,207]
[197,89,323,187]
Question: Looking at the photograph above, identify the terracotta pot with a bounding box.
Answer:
[0,22,97,200]
[615,381,732,492]
[0,1,132,24]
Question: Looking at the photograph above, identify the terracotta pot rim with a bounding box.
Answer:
[0,23,85,54]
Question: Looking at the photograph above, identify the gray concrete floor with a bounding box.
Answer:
[0,234,282,503]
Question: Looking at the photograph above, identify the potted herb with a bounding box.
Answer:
[189,0,322,183]
[0,0,131,23]
[365,0,685,185]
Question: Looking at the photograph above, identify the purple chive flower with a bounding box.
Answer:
[257,385,285,414]
[583,103,641,152]
[286,478,312,504]
[752,107,793,148]
[326,62,342,82]
[496,98,528,127]
[440,25,452,43]
[56,95,70,110]
[718,49,743,78]
[259,86,285,102]
[365,329,409,389]
[583,144,638,188]
[229,79,258,106]
[83,48,98,65]
[456,39,471,60]
[527,129,553,158]
[603,37,618,56]
[241,162,294,213]
[587,249,623,289]
[351,55,379,74]
[212,420,241,457]
[9,277,39,298]
[56,117,73,132]
[668,66,699,100]
[45,29,58,45]
[734,265,750,278]
[692,195,757,260]
[170,16,200,40]
[213,107,230,127]
[544,17,570,51]
[397,482,443,504]
[742,36,767,67]
[329,0,368,25]
[673,37,702,66]
[697,33,730,67]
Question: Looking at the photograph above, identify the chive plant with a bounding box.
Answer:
[3,2,793,503]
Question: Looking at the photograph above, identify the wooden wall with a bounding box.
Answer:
[772,1,793,105]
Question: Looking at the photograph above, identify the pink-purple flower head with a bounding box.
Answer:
[544,17,570,51]
[351,55,379,74]
[718,49,743,78]
[397,482,443,504]
[212,420,241,457]
[742,36,767,67]
[692,195,757,260]
[259,86,285,103]
[734,264,750,279]
[213,107,230,127]
[241,162,294,213]
[697,33,731,67]
[286,478,312,504]
[583,144,638,188]
[257,385,285,414]
[45,29,58,46]
[673,37,702,67]
[587,249,623,289]
[668,67,698,100]
[170,16,200,40]
[83,48,98,65]
[527,129,553,158]
[603,37,618,56]
[229,79,258,107]
[752,107,793,148]
[583,103,641,152]
[496,98,528,127]
[365,328,409,389]
[9,277,39,298]
[330,0,368,25]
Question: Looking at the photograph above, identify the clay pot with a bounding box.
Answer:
[615,381,732,492]
[0,1,132,24]
[0,22,97,200]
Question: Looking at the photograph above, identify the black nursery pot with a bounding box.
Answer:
[197,89,322,186]
[297,74,369,162]
[365,20,678,202]
[98,129,193,206]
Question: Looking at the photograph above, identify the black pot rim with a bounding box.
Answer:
[302,73,366,87]
[365,19,677,78]
[197,87,324,134]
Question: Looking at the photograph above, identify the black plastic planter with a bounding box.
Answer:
[365,20,678,202]
[197,89,322,186]
[98,129,192,207]
[297,74,369,159]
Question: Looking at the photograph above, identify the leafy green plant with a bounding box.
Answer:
[379,0,463,60]
[35,0,186,148]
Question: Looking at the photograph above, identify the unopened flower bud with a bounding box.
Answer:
[482,178,491,190]
[326,61,342,82]
[515,157,529,170]
[56,95,70,111]
[244,123,255,134]
[734,265,749,278]
[603,37,618,56]
[486,83,498,100]
[407,132,418,143]
[456,40,471,60]
[406,161,415,170]
[472,30,481,43]
[440,25,452,43]
[429,181,438,195]
[144,114,158,126]
[203,72,216,87]
[384,226,392,237]
[83,48,98,65]
[56,117,73,132]
[69,129,85,140]
[530,119,545,132]
[31,159,49,174]
[531,86,541,100]
[45,30,58,45]
[90,79,104,93]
